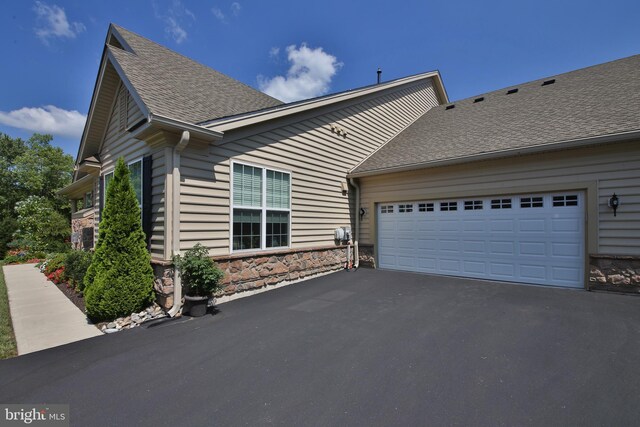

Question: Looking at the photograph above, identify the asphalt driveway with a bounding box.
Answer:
[1,269,640,426]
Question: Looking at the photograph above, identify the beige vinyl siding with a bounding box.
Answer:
[149,150,165,258]
[95,82,166,259]
[358,139,640,256]
[179,79,441,255]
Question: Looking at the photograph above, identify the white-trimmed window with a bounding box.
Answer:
[232,162,291,251]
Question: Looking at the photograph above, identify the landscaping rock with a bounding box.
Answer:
[107,322,117,329]
[104,328,119,334]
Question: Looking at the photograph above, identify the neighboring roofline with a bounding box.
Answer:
[201,71,448,132]
[347,129,640,178]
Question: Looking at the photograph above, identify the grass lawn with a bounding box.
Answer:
[0,262,18,359]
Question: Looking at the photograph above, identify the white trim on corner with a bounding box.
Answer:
[229,160,292,255]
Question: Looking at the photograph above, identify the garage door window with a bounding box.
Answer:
[464,200,483,210]
[381,205,394,214]
[521,196,543,208]
[553,195,578,207]
[418,203,434,212]
[491,198,512,209]
[441,202,458,211]
[399,204,413,213]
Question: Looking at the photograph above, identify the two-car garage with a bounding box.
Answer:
[377,192,585,288]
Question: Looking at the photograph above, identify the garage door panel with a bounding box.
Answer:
[463,260,486,274]
[519,218,546,232]
[463,240,485,254]
[519,241,547,256]
[552,218,581,233]
[552,242,581,257]
[489,241,515,256]
[378,192,584,288]
[463,220,486,232]
[490,219,515,232]
[439,259,461,273]
[490,263,515,277]
[439,220,459,232]
[552,266,581,283]
[519,264,547,281]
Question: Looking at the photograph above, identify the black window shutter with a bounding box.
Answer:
[142,155,153,248]
[99,175,105,216]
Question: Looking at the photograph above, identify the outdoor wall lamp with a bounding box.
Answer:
[608,193,620,216]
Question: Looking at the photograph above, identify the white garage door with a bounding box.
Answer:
[377,193,585,288]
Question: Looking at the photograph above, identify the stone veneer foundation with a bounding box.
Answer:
[152,245,349,310]
[70,211,94,250]
[357,244,376,268]
[588,254,640,293]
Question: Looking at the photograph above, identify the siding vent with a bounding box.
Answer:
[506,88,519,95]
[445,104,455,110]
[542,79,556,86]
[473,97,485,103]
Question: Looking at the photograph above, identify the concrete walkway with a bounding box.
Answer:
[3,263,102,355]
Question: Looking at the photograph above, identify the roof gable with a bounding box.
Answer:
[352,54,640,176]
[108,24,283,124]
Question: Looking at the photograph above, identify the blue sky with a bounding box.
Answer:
[1,0,639,157]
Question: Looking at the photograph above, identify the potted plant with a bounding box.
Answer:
[172,243,224,317]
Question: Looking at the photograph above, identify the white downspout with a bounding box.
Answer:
[349,177,360,269]
[168,130,190,317]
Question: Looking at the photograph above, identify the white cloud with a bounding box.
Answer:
[33,1,85,44]
[212,3,241,22]
[231,2,241,16]
[0,105,86,138]
[153,0,194,44]
[269,47,280,59]
[258,44,342,103]
[212,7,225,21]
[165,17,187,44]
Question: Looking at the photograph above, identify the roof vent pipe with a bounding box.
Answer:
[377,68,382,84]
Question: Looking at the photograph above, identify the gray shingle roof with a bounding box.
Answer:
[353,54,640,175]
[109,24,283,124]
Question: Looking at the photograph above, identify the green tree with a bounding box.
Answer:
[0,134,26,258]
[14,133,74,212]
[14,196,70,253]
[0,133,74,258]
[84,158,154,321]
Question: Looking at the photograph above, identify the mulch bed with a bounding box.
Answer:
[52,282,87,313]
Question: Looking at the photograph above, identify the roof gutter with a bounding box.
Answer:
[348,129,640,178]
[130,113,224,142]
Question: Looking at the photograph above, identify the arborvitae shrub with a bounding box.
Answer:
[84,158,154,321]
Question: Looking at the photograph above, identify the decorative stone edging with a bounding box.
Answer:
[101,302,167,333]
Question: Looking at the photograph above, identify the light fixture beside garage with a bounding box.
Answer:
[609,193,620,216]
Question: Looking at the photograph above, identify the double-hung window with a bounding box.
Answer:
[232,162,291,251]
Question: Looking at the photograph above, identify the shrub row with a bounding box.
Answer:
[40,250,93,292]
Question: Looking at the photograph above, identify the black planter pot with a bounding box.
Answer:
[184,295,209,317]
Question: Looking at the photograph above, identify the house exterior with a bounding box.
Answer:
[61,23,640,312]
